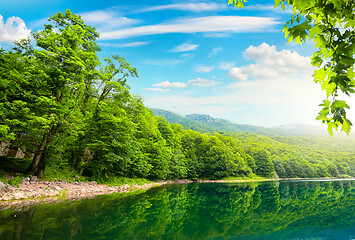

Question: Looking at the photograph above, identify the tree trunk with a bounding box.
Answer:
[37,153,47,178]
[27,133,49,176]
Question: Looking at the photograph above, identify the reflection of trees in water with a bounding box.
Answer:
[0,181,354,240]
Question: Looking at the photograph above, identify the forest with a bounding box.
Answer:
[0,10,354,184]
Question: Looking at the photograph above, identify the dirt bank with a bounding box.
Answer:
[0,178,172,210]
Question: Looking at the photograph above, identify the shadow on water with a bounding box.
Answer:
[0,180,354,240]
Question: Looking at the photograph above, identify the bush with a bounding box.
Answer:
[7,176,22,187]
[41,164,87,182]
[99,176,150,187]
[338,174,353,179]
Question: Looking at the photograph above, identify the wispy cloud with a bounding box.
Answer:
[219,61,235,70]
[188,78,221,87]
[195,65,215,73]
[144,88,170,92]
[100,16,280,40]
[0,15,31,44]
[80,10,139,32]
[171,43,199,52]
[100,41,149,48]
[208,47,222,57]
[153,81,187,88]
[139,2,226,13]
[203,33,230,38]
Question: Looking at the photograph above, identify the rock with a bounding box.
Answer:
[30,176,37,182]
[22,177,30,182]
[89,181,97,185]
[22,178,30,185]
[6,185,16,192]
[14,192,26,199]
[173,179,191,184]
[0,181,6,191]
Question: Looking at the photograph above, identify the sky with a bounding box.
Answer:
[0,0,354,128]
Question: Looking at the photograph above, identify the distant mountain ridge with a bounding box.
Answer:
[186,114,225,123]
[151,108,283,136]
[150,108,345,137]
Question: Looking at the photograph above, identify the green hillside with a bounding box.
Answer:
[151,108,280,136]
[150,109,216,133]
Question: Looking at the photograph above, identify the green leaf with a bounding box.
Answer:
[341,118,351,135]
[327,122,337,137]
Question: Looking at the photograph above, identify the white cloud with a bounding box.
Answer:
[228,42,313,81]
[80,10,139,32]
[172,43,198,52]
[144,88,170,92]
[203,33,230,38]
[0,15,31,44]
[140,3,226,13]
[195,65,215,73]
[228,67,248,81]
[208,47,222,57]
[188,78,221,87]
[100,16,279,40]
[100,41,149,48]
[219,61,235,70]
[153,81,187,88]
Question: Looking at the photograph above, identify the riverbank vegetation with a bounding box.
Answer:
[1,10,354,185]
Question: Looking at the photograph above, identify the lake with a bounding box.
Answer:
[0,179,354,240]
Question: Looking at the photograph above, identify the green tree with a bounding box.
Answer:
[230,0,355,135]
[247,148,275,178]
[76,55,139,178]
[26,10,101,176]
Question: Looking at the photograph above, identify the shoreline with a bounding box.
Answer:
[0,179,172,211]
[0,177,351,211]
[195,177,344,183]
[196,178,277,183]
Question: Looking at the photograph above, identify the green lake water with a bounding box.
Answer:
[0,179,354,240]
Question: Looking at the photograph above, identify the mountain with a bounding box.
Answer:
[151,108,280,136]
[150,109,216,133]
[185,113,279,136]
[150,108,354,139]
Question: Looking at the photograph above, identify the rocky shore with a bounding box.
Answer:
[0,177,171,211]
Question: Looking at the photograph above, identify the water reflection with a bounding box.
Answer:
[0,180,354,240]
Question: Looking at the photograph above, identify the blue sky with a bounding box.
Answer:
[1,0,354,128]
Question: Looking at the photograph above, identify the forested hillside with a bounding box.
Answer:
[152,109,355,179]
[1,10,354,184]
[151,108,280,136]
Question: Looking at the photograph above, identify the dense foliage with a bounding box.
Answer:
[0,10,354,181]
